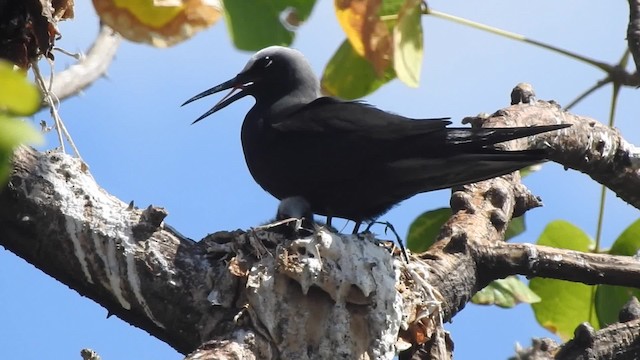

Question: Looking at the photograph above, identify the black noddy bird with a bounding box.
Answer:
[183,46,569,231]
[276,196,315,228]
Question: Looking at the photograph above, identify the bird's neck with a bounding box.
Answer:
[256,87,318,119]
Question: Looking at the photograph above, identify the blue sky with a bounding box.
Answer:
[1,0,638,359]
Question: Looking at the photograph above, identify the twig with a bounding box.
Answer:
[42,23,121,106]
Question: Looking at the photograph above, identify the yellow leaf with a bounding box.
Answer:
[0,116,44,149]
[334,0,392,75]
[93,0,222,47]
[334,0,367,55]
[0,61,41,116]
[393,0,422,87]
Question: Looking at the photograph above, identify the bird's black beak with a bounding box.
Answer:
[182,75,252,124]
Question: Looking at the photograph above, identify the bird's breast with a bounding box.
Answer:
[240,114,302,198]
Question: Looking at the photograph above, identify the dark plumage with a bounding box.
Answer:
[183,46,569,225]
[276,196,315,230]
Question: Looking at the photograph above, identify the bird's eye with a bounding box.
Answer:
[260,56,273,68]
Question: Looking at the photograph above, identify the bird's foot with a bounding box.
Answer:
[361,220,410,263]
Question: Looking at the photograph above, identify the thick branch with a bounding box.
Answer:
[0,147,242,354]
[479,100,640,209]
[1,147,403,359]
[2,86,639,359]
[515,319,640,360]
[476,242,640,287]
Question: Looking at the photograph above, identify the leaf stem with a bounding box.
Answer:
[589,82,620,324]
[424,9,611,72]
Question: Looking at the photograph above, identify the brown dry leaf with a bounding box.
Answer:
[0,1,66,68]
[92,0,222,47]
[228,256,249,277]
[334,0,392,75]
[410,322,428,344]
[52,0,75,20]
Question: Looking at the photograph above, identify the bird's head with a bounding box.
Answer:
[182,46,319,124]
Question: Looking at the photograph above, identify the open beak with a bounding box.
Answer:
[181,75,252,124]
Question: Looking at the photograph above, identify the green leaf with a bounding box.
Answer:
[595,219,640,326]
[519,163,542,178]
[472,276,540,308]
[609,218,640,256]
[406,207,525,252]
[393,0,423,87]
[380,0,405,17]
[595,285,640,327]
[0,116,43,183]
[0,116,43,149]
[530,220,598,340]
[223,0,317,50]
[504,216,525,241]
[321,40,396,99]
[406,208,451,252]
[0,61,41,116]
[535,220,593,251]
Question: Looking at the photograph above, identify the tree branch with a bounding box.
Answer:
[514,319,640,359]
[42,23,121,106]
[467,98,640,210]
[0,147,404,358]
[2,85,639,359]
[475,242,640,287]
[0,147,240,354]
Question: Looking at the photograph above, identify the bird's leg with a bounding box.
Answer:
[352,222,361,234]
[381,221,410,263]
[363,221,376,233]
[363,221,410,263]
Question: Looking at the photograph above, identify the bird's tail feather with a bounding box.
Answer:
[389,151,547,195]
[445,124,570,147]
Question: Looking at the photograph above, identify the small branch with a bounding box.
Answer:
[424,8,611,72]
[627,0,640,73]
[565,76,612,110]
[41,23,121,106]
[475,242,640,288]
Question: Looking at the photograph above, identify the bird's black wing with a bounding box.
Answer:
[271,97,451,140]
[264,96,568,196]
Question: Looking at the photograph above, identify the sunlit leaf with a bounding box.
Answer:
[0,117,43,149]
[93,0,222,47]
[530,220,598,340]
[334,0,367,55]
[334,0,391,74]
[406,208,450,252]
[595,219,640,326]
[595,285,640,327]
[0,116,44,183]
[504,216,525,241]
[393,0,422,87]
[406,208,526,252]
[608,218,640,256]
[321,40,395,99]
[380,0,404,17]
[519,163,543,178]
[224,0,317,50]
[472,276,540,308]
[0,61,40,116]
